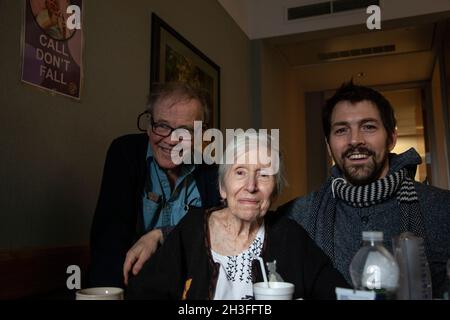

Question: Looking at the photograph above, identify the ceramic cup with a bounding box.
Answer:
[75,287,124,300]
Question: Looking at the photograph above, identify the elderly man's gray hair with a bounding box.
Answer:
[147,82,211,125]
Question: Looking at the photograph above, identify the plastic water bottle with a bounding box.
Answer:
[392,232,432,300]
[266,260,284,282]
[349,231,400,299]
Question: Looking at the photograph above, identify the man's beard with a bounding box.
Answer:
[335,145,389,186]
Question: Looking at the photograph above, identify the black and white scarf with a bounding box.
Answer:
[311,167,424,263]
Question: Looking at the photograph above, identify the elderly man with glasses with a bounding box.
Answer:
[89,83,221,288]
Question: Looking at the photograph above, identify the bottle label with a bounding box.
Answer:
[335,288,376,300]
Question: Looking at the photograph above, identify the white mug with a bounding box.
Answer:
[75,287,124,300]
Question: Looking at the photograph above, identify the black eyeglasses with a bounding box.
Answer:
[136,111,207,136]
[150,117,197,138]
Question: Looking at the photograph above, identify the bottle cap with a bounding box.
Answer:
[362,231,383,241]
[397,231,418,240]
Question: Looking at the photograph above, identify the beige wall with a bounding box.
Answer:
[260,42,306,206]
[446,20,450,147]
[0,0,252,249]
[382,89,427,182]
[393,136,426,181]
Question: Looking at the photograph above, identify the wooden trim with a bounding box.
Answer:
[0,245,90,299]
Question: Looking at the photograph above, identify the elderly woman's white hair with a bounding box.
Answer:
[218,131,286,198]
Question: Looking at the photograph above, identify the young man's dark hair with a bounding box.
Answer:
[322,81,397,143]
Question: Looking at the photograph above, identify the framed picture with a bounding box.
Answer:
[150,13,220,129]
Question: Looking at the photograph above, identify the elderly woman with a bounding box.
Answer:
[127,132,348,300]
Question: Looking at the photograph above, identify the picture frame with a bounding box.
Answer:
[150,13,220,129]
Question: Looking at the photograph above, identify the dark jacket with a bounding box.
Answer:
[126,208,349,300]
[280,149,450,298]
[89,134,221,288]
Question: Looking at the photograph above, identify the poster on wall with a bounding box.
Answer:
[21,0,83,100]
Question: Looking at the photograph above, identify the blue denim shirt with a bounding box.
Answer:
[142,144,202,231]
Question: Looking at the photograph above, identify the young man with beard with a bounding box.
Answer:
[280,82,450,298]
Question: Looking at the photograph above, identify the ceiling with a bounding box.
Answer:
[274,24,434,67]
[270,21,439,91]
[217,1,450,91]
[218,0,450,39]
[290,49,435,91]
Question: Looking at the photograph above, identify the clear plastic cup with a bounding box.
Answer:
[393,232,432,300]
[447,258,450,281]
[447,259,450,299]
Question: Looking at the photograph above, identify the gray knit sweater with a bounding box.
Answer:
[280,149,450,298]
